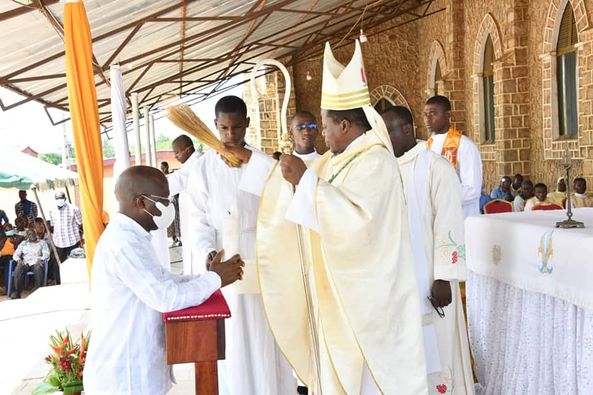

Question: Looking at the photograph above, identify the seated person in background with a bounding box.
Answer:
[34,218,59,285]
[490,176,515,202]
[547,177,567,206]
[524,183,555,211]
[480,184,492,214]
[513,180,534,212]
[0,228,15,292]
[14,215,28,237]
[511,174,523,196]
[11,228,50,298]
[572,177,593,208]
[3,223,24,249]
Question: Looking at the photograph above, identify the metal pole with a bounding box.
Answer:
[64,185,72,204]
[143,105,150,166]
[32,187,62,266]
[131,92,141,166]
[150,113,157,167]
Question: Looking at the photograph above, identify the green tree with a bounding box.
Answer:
[156,134,172,151]
[102,138,115,159]
[39,152,62,166]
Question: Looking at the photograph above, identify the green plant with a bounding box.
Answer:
[33,329,90,395]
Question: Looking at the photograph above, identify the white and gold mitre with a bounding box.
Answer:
[321,40,371,110]
[320,40,394,153]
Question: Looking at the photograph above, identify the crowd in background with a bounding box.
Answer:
[480,174,593,213]
[0,189,83,298]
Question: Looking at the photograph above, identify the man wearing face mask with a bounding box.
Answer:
[11,228,50,298]
[49,191,82,284]
[84,166,244,394]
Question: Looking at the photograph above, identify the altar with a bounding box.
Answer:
[466,208,593,394]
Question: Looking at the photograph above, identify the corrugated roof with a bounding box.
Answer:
[0,0,442,127]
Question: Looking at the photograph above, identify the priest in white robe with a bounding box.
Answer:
[424,96,482,218]
[227,41,427,395]
[382,106,474,394]
[167,134,202,274]
[84,166,244,395]
[186,95,295,395]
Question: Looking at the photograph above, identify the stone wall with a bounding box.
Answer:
[287,0,593,191]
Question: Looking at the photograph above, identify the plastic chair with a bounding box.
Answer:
[533,204,563,211]
[533,204,564,211]
[483,199,514,214]
[6,259,49,299]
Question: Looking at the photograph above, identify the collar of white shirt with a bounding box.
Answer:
[292,150,320,160]
[112,213,152,241]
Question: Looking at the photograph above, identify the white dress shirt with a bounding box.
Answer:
[84,213,221,395]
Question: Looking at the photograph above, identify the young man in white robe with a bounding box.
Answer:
[382,106,474,395]
[167,134,202,274]
[186,95,295,394]
[226,41,427,395]
[290,111,322,162]
[84,166,244,394]
[424,96,483,218]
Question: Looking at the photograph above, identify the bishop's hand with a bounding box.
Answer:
[208,249,245,287]
[430,279,452,308]
[279,154,307,186]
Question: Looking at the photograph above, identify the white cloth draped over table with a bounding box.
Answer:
[166,150,201,274]
[468,272,593,395]
[465,208,593,394]
[186,149,295,395]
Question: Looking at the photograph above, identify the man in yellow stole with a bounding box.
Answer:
[382,106,474,395]
[229,40,427,394]
[424,96,482,218]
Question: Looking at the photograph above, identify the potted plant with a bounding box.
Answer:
[33,329,91,395]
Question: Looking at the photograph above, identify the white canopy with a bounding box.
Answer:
[0,149,78,191]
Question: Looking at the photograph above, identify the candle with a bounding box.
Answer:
[222,208,240,260]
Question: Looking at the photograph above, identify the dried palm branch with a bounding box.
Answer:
[166,104,242,167]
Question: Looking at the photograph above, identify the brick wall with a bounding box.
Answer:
[248,0,593,191]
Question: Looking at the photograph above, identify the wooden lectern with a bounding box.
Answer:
[163,290,230,394]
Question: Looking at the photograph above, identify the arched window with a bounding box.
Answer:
[434,61,442,96]
[482,36,495,143]
[556,3,578,138]
[374,97,394,113]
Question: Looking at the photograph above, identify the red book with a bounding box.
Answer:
[162,290,231,323]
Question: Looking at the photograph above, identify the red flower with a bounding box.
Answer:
[436,384,447,393]
[59,357,72,372]
[451,251,458,264]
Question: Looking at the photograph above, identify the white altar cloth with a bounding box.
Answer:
[466,208,593,394]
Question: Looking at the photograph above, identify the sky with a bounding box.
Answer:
[0,77,243,154]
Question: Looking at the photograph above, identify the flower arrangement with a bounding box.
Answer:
[33,329,91,395]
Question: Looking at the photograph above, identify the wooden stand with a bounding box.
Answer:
[165,318,226,394]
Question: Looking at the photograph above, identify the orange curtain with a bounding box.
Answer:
[64,1,104,280]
